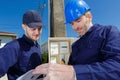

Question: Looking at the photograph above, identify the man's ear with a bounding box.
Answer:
[22,24,26,30]
[85,12,92,21]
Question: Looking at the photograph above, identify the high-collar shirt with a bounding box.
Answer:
[0,34,42,80]
[68,24,120,80]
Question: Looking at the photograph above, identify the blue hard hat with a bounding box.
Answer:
[65,0,90,23]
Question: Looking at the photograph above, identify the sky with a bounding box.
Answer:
[0,0,120,45]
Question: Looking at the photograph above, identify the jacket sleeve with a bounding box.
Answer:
[0,41,19,77]
[73,26,120,80]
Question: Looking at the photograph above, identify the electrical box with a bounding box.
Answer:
[48,37,78,64]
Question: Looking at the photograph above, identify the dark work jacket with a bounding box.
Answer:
[68,24,120,80]
[0,35,42,80]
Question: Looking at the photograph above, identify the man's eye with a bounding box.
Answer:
[77,20,81,23]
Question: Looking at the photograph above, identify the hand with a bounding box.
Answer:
[32,63,75,80]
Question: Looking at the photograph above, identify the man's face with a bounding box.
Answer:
[23,25,42,42]
[70,14,91,36]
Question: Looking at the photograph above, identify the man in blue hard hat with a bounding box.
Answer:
[32,0,120,80]
[0,10,43,80]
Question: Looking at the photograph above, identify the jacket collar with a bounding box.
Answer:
[22,34,38,46]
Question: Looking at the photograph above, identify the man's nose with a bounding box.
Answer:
[35,29,40,34]
[72,23,78,30]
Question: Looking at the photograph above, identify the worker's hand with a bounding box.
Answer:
[32,63,75,80]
